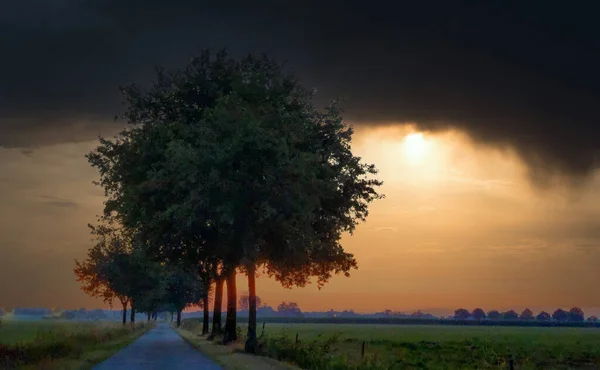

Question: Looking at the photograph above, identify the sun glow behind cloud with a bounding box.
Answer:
[2,125,600,313]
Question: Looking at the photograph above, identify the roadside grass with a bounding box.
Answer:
[180,319,600,369]
[175,321,300,370]
[0,320,153,369]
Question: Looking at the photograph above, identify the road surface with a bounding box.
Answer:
[93,323,222,370]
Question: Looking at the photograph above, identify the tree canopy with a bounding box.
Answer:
[85,49,383,348]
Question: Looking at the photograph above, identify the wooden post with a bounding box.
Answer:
[509,358,514,370]
[361,341,366,358]
[261,322,266,337]
[295,333,299,345]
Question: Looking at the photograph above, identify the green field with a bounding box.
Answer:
[0,319,120,345]
[183,319,600,369]
[0,319,152,369]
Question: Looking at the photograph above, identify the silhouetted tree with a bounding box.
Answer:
[471,308,486,320]
[239,294,262,311]
[520,308,534,320]
[587,316,598,322]
[552,308,568,321]
[74,222,130,325]
[536,311,551,321]
[502,310,519,320]
[454,308,470,320]
[277,302,303,317]
[568,307,584,322]
[487,310,502,320]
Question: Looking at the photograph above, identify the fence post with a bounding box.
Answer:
[261,322,266,337]
[361,341,366,358]
[295,333,299,345]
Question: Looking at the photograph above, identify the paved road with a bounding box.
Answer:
[93,323,222,370]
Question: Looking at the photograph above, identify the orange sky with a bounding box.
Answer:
[2,125,600,315]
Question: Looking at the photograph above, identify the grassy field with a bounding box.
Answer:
[0,319,153,369]
[182,319,600,369]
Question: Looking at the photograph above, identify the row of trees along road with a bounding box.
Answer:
[74,220,203,326]
[75,50,383,353]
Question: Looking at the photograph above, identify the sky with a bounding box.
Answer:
[1,1,600,315]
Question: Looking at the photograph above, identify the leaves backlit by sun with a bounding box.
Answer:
[403,132,428,165]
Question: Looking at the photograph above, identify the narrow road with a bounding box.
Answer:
[93,323,222,370]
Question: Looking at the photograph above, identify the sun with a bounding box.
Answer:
[403,132,428,164]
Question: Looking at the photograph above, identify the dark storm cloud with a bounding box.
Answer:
[1,0,599,181]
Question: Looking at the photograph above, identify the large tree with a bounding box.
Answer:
[74,222,132,325]
[87,50,383,349]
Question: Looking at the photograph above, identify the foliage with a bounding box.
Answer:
[164,263,205,313]
[502,310,519,320]
[553,309,569,322]
[454,308,470,320]
[471,308,486,320]
[73,224,122,307]
[520,308,534,320]
[86,49,384,347]
[487,310,502,320]
[536,311,551,321]
[277,302,303,317]
[569,307,585,322]
[239,294,262,311]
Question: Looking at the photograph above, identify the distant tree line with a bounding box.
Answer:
[453,307,596,322]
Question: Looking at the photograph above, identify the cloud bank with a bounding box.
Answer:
[1,1,599,182]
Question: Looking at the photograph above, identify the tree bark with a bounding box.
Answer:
[224,268,237,343]
[209,277,224,339]
[130,301,136,324]
[245,264,258,352]
[202,291,210,335]
[176,310,182,327]
[121,300,128,326]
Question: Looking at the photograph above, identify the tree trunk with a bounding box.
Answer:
[130,302,136,324]
[209,277,224,339]
[176,310,182,327]
[202,291,210,335]
[170,312,174,323]
[121,300,128,326]
[224,268,238,343]
[147,312,151,322]
[245,265,258,353]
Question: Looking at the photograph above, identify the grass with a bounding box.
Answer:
[0,319,153,369]
[181,319,600,369]
[175,321,300,370]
